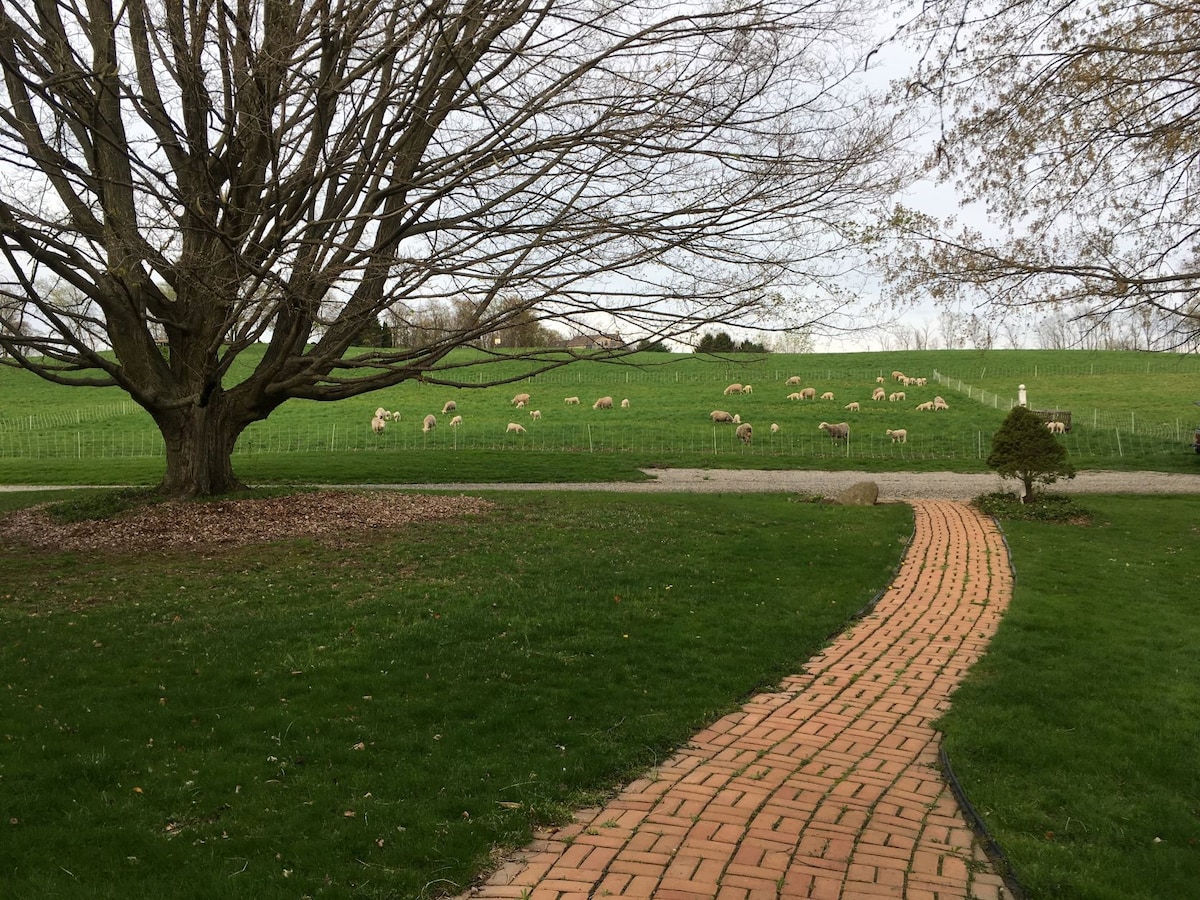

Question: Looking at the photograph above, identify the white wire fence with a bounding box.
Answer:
[0,419,1192,461]
[933,370,1200,442]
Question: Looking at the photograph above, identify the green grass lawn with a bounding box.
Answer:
[0,490,913,899]
[3,349,1199,485]
[942,494,1200,899]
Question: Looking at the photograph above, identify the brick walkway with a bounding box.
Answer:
[459,500,1015,900]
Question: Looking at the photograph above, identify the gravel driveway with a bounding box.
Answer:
[5,469,1200,501]
[391,468,1200,500]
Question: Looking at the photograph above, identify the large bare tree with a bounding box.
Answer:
[0,0,906,496]
[883,0,1200,349]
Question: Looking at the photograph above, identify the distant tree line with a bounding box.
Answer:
[696,331,770,353]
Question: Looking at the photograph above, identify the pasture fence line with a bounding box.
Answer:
[0,420,1190,462]
[934,370,1193,441]
[0,401,139,433]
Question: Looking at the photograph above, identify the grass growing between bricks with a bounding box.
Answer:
[0,491,912,899]
[939,494,1200,900]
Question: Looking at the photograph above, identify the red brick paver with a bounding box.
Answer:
[460,500,1014,900]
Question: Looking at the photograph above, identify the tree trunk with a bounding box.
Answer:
[155,399,252,498]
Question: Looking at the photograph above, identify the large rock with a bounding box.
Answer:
[835,481,879,506]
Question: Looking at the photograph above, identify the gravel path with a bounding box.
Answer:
[5,468,1200,500]
[368,468,1200,500]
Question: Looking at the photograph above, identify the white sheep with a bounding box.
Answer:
[735,422,753,444]
[723,383,744,396]
[892,370,905,381]
[770,422,779,434]
[742,384,753,394]
[818,421,850,440]
[915,401,934,411]
[800,387,816,400]
[391,411,401,421]
[515,400,526,409]
[370,416,386,435]
[732,413,742,424]
[1047,420,1066,433]
[375,407,388,420]
[511,392,531,406]
[872,387,886,401]
[876,376,885,384]
[785,376,802,385]
[820,391,834,401]
[529,409,542,420]
[886,428,908,443]
[505,422,527,434]
[933,396,949,410]
[710,409,734,423]
[564,396,581,405]
[845,402,860,412]
[787,392,803,401]
[915,377,928,386]
[593,396,613,409]
[449,415,463,428]
[889,391,906,402]
[442,400,457,414]
[620,398,630,408]
[422,414,437,432]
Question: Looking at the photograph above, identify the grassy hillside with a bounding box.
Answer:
[1,348,1198,484]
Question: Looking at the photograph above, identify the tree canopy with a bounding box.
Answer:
[0,0,907,495]
[884,0,1200,350]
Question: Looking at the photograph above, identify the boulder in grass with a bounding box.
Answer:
[835,481,879,506]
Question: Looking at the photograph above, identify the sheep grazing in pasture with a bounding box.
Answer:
[620,398,630,408]
[391,411,402,421]
[735,422,753,444]
[892,370,905,381]
[820,391,834,401]
[742,384,753,394]
[800,387,816,400]
[886,428,908,443]
[872,387,886,401]
[449,415,463,427]
[422,414,437,432]
[914,377,928,386]
[876,376,885,384]
[770,422,780,434]
[529,409,542,420]
[593,396,614,409]
[710,409,734,423]
[845,402,860,412]
[732,414,742,424]
[787,392,803,401]
[515,400,526,409]
[505,422,527,434]
[511,392,531,406]
[442,400,457,415]
[1047,420,1066,433]
[915,401,934,411]
[375,407,388,420]
[370,416,386,435]
[564,396,581,405]
[723,383,744,395]
[786,376,802,385]
[818,421,850,440]
[933,396,949,410]
[889,391,905,402]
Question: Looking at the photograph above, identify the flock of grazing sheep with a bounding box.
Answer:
[705,369,948,445]
[367,390,637,438]
[367,368,957,444]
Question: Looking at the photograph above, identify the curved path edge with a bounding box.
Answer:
[458,500,1015,900]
